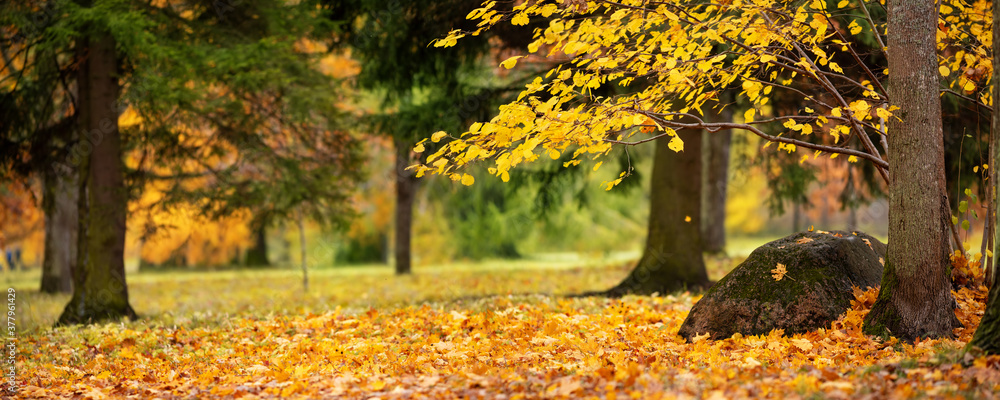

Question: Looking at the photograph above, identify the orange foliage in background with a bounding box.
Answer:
[127,188,252,268]
[0,179,44,269]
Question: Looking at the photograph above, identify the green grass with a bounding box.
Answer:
[10,248,754,333]
[11,253,643,332]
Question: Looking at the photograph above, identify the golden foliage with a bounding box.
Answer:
[15,258,1000,398]
[0,181,44,268]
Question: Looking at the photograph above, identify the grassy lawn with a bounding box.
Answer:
[13,246,998,399]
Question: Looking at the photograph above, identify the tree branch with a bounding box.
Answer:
[606,112,890,170]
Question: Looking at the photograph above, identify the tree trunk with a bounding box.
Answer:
[861,0,959,341]
[606,128,710,296]
[40,165,78,294]
[57,28,136,325]
[245,216,270,267]
[969,279,1000,354]
[792,202,802,232]
[989,0,1000,290]
[845,166,858,231]
[394,137,416,275]
[298,211,308,291]
[701,97,732,254]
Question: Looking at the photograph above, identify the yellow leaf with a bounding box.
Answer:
[684,216,692,222]
[876,107,891,120]
[790,338,814,351]
[500,56,522,69]
[668,135,684,152]
[848,20,862,35]
[413,143,426,153]
[771,263,788,281]
[744,108,756,123]
[837,0,849,7]
[461,174,475,186]
[939,66,950,76]
[511,12,529,26]
[831,108,842,117]
[431,131,448,142]
[848,100,870,119]
[963,80,976,92]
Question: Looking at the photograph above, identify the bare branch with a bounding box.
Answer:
[607,111,890,170]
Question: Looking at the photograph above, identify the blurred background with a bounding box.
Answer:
[1,0,990,330]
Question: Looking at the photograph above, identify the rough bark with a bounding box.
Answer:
[861,0,959,341]
[605,128,710,296]
[40,165,77,294]
[969,280,1000,354]
[57,28,136,325]
[701,97,733,254]
[394,137,417,275]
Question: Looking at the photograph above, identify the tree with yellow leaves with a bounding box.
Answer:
[417,0,991,341]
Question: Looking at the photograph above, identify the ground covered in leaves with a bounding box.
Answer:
[14,255,1000,399]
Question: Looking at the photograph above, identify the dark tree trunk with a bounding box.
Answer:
[989,0,1000,290]
[969,280,1000,354]
[297,212,308,291]
[845,166,859,231]
[245,216,270,267]
[57,28,136,325]
[394,137,417,275]
[40,164,78,294]
[606,128,710,296]
[792,203,802,232]
[701,97,732,254]
[862,0,959,341]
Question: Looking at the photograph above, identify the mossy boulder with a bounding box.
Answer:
[678,230,885,340]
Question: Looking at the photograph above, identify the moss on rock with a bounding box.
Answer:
[677,230,885,340]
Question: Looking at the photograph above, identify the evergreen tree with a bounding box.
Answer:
[1,0,362,324]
